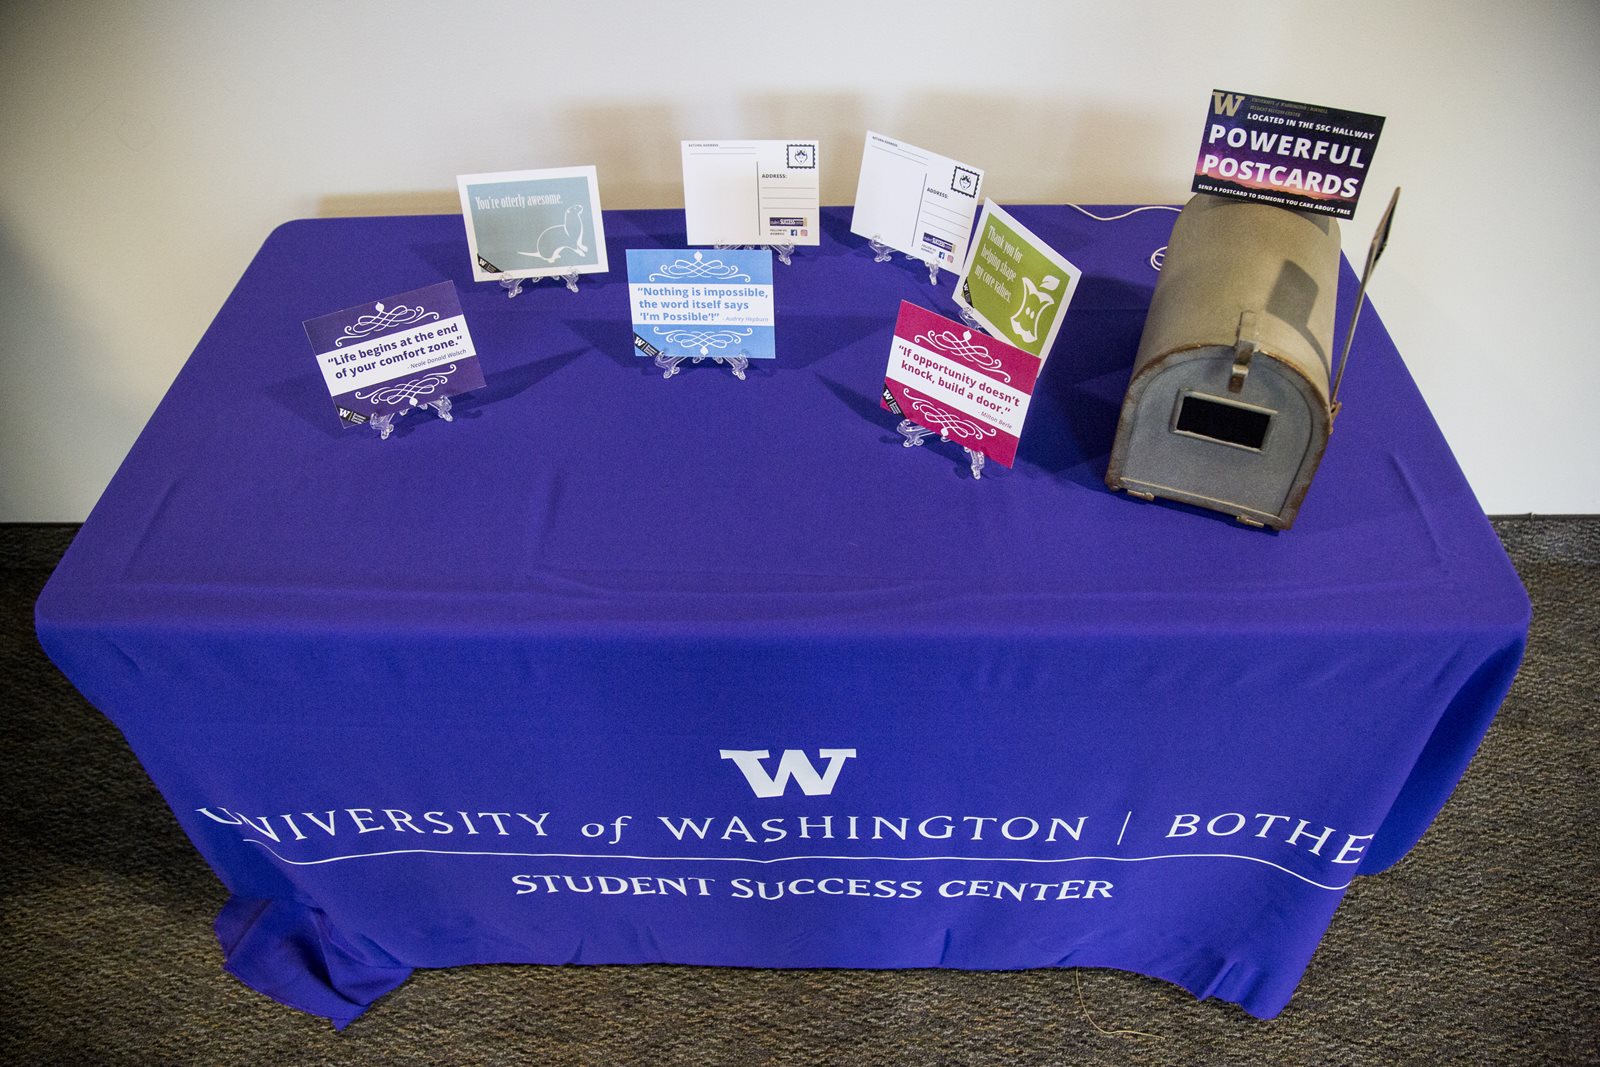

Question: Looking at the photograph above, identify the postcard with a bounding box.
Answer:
[952,201,1081,362]
[626,248,776,361]
[881,302,1042,468]
[681,140,821,246]
[457,165,608,282]
[303,281,483,429]
[849,131,983,272]
[1192,90,1385,219]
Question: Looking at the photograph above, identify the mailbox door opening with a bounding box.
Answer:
[1174,393,1274,451]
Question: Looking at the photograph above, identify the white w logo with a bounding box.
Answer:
[719,749,857,798]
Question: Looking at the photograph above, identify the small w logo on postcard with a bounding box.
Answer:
[720,749,857,798]
[1211,90,1246,116]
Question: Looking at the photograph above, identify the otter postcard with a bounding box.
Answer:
[457,166,608,283]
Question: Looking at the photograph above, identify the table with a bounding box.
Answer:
[35,206,1529,1028]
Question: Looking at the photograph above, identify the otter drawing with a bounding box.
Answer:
[518,204,588,264]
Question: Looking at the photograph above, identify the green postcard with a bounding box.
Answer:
[953,201,1081,362]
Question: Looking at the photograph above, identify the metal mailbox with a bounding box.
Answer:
[1105,194,1342,530]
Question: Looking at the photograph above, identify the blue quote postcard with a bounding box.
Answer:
[626,248,776,360]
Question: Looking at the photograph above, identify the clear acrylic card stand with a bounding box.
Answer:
[500,270,581,297]
[715,243,795,267]
[896,419,987,480]
[868,235,940,284]
[368,395,454,441]
[654,344,750,381]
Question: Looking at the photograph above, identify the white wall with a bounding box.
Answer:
[2,1,1596,520]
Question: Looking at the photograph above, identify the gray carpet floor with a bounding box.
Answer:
[3,519,1595,1065]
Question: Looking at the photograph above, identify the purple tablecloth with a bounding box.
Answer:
[36,206,1528,1027]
